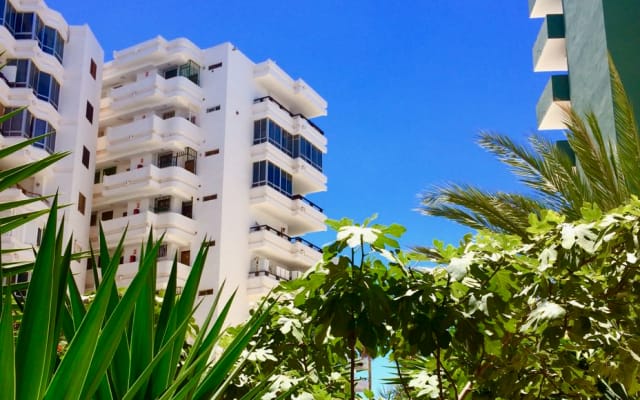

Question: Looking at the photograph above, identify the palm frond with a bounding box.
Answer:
[609,56,640,197]
[420,183,546,237]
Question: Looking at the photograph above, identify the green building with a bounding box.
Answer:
[530,0,640,140]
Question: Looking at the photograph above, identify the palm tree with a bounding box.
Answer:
[420,60,640,237]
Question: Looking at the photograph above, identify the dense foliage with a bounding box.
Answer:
[230,206,640,399]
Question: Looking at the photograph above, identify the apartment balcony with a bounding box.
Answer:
[528,0,563,18]
[292,115,327,151]
[96,115,202,161]
[251,143,326,194]
[0,135,56,170]
[249,184,325,236]
[91,210,197,248]
[248,225,322,269]
[533,14,567,72]
[93,165,198,208]
[1,233,35,265]
[100,74,203,121]
[0,79,60,125]
[247,257,307,301]
[85,259,191,291]
[252,96,326,151]
[104,37,203,83]
[536,75,571,130]
[0,187,49,212]
[254,60,327,118]
[0,32,64,83]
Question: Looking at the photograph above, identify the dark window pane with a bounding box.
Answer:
[82,146,90,168]
[86,101,94,123]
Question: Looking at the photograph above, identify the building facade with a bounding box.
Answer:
[90,37,327,324]
[0,0,103,289]
[0,2,327,325]
[530,0,640,137]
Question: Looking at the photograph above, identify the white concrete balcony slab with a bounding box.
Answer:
[0,135,55,171]
[292,115,327,152]
[1,234,34,264]
[0,80,60,125]
[85,259,191,291]
[249,185,326,236]
[529,0,563,18]
[96,115,202,161]
[254,60,327,118]
[93,211,197,248]
[250,143,326,194]
[93,165,199,207]
[252,96,296,130]
[104,37,203,83]
[248,226,322,269]
[101,74,203,120]
[536,75,571,130]
[0,187,49,212]
[0,31,64,83]
[533,14,567,72]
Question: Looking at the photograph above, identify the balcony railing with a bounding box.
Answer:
[251,182,323,213]
[253,96,324,135]
[249,224,322,252]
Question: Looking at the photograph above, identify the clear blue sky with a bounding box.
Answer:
[51,0,554,391]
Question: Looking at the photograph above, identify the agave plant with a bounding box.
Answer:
[0,110,287,399]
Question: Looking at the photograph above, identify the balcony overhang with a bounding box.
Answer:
[248,227,321,269]
[533,14,567,72]
[536,75,571,130]
[254,60,327,118]
[529,0,563,18]
[250,185,326,236]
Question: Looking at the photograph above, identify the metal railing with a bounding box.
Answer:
[249,224,322,252]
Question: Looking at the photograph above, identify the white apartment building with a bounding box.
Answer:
[0,0,103,288]
[90,37,327,324]
[0,1,327,325]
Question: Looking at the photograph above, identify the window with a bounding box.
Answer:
[208,62,222,71]
[162,110,175,120]
[89,59,97,79]
[78,192,86,215]
[156,152,174,168]
[103,166,117,176]
[82,146,90,168]
[101,210,113,221]
[7,59,60,109]
[154,196,171,213]
[198,288,214,296]
[158,244,168,258]
[0,108,56,154]
[181,200,193,218]
[36,22,64,62]
[251,161,292,196]
[253,118,323,171]
[204,149,219,157]
[36,228,42,246]
[86,101,94,123]
[206,105,220,113]
[90,212,97,226]
[163,60,200,85]
[13,12,35,39]
[202,194,217,202]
